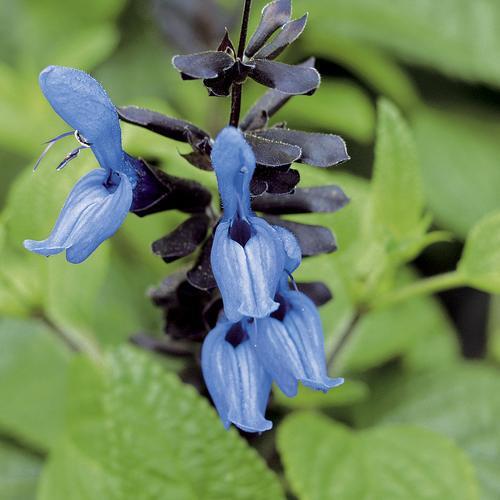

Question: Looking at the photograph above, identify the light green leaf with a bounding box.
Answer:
[413,106,500,237]
[336,272,460,373]
[370,99,425,247]
[358,363,500,500]
[45,245,109,355]
[278,412,479,500]
[292,170,459,372]
[39,347,284,500]
[295,0,500,88]
[0,441,42,500]
[458,211,500,293]
[0,318,72,451]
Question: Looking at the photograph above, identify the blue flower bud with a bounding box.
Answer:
[24,169,132,264]
[251,282,343,397]
[201,318,272,433]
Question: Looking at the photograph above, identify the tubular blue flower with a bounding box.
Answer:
[24,65,138,263]
[210,127,286,321]
[251,276,344,397]
[201,317,272,433]
[24,169,132,264]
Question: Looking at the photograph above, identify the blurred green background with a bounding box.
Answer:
[1,0,500,499]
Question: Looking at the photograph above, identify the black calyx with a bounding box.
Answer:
[266,216,338,256]
[252,185,350,214]
[152,214,210,263]
[171,0,318,97]
[130,157,212,216]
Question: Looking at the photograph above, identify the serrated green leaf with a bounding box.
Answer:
[370,99,425,246]
[413,106,500,237]
[0,318,72,451]
[0,441,42,500]
[295,0,500,88]
[39,348,284,500]
[278,412,479,500]
[458,211,500,293]
[357,363,500,500]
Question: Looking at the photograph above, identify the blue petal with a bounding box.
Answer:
[211,217,284,322]
[252,290,343,397]
[24,169,133,263]
[274,225,302,273]
[211,127,256,220]
[39,66,124,174]
[201,320,272,433]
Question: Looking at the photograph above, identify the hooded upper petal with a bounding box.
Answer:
[252,287,343,397]
[201,319,272,433]
[211,127,256,221]
[39,66,124,174]
[24,169,133,263]
[211,216,285,322]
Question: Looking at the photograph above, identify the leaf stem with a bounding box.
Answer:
[327,311,362,369]
[229,0,252,127]
[372,271,465,309]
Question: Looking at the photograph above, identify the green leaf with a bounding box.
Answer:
[370,99,425,247]
[0,441,42,500]
[278,412,479,500]
[0,318,72,451]
[458,211,500,293]
[293,170,459,372]
[336,272,460,373]
[44,245,109,355]
[295,0,500,88]
[39,348,284,500]
[413,106,500,237]
[0,0,126,157]
[357,363,500,500]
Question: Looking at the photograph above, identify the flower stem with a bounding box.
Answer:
[237,0,253,59]
[372,271,466,309]
[229,0,253,127]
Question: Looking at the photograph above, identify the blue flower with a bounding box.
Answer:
[201,317,272,433]
[210,127,287,321]
[24,65,137,263]
[250,275,344,397]
[24,169,132,264]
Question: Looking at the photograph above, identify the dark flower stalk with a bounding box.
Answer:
[229,0,252,127]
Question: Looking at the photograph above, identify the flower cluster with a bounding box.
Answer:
[201,127,343,432]
[24,0,350,434]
